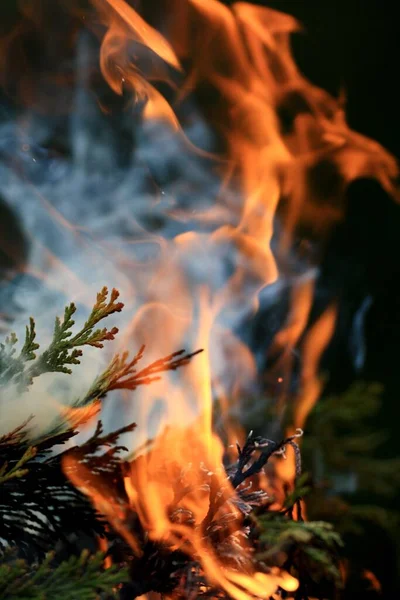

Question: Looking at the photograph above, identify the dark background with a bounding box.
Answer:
[247,0,400,440]
[261,4,400,594]
[221,4,400,593]
[223,1,400,459]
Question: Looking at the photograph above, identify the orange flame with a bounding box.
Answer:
[59,0,397,594]
[86,0,397,444]
[2,0,397,596]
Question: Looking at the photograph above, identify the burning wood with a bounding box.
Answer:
[1,290,339,599]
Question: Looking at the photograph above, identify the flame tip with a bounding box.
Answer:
[19,0,396,595]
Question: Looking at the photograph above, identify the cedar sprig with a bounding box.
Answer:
[0,446,37,485]
[0,322,39,387]
[0,549,128,600]
[27,287,123,380]
[0,419,34,450]
[67,420,136,461]
[20,318,40,362]
[256,516,344,588]
[0,288,204,442]
[0,287,123,390]
[66,287,124,349]
[82,346,203,404]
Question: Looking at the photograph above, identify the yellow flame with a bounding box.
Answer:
[1,0,394,596]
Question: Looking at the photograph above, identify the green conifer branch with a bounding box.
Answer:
[0,446,36,484]
[257,516,343,585]
[81,346,203,406]
[0,287,124,391]
[0,549,128,600]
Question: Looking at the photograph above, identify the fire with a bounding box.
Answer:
[64,420,301,599]
[0,0,397,597]
[84,0,396,444]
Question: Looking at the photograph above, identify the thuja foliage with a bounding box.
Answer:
[0,287,123,390]
[0,288,343,599]
[257,511,343,592]
[303,382,400,597]
[304,382,400,496]
[0,549,128,600]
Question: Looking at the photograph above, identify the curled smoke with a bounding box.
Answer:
[0,1,397,440]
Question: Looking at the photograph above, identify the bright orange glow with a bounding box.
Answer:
[3,0,394,596]
[98,535,112,569]
[58,0,397,594]
[362,570,382,593]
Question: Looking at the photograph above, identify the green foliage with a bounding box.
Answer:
[304,381,400,496]
[256,475,343,590]
[0,549,128,600]
[0,288,201,437]
[0,287,123,391]
[0,325,38,388]
[283,473,311,510]
[83,346,202,404]
[303,381,400,595]
[0,445,36,484]
[258,516,343,582]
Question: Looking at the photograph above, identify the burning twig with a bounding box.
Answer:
[0,290,342,599]
[84,346,204,400]
[231,429,303,489]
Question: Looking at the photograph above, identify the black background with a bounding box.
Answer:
[242,0,400,444]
